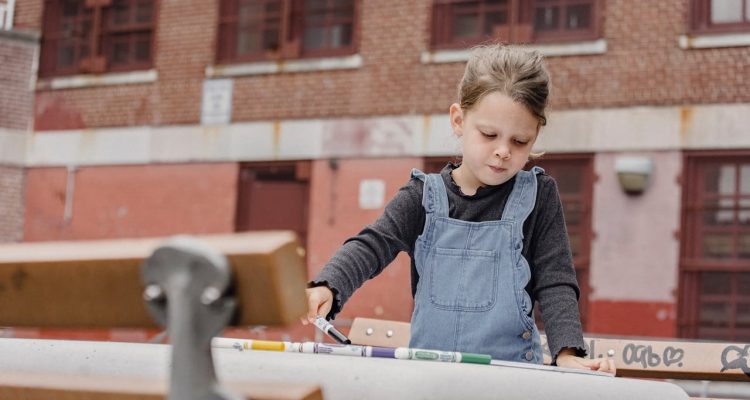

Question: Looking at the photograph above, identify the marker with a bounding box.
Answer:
[394,347,492,364]
[313,316,351,345]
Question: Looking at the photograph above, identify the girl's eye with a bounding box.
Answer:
[514,139,529,145]
[481,132,496,138]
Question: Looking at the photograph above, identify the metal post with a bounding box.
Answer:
[141,235,242,400]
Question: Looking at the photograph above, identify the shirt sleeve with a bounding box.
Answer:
[526,175,587,363]
[310,178,425,320]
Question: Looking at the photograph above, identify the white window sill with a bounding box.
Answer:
[420,39,607,64]
[206,54,363,77]
[679,32,750,49]
[36,69,158,90]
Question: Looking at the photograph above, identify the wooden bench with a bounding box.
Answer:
[0,232,322,400]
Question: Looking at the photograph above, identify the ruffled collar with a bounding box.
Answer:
[441,162,515,199]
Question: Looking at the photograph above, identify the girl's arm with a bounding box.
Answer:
[526,175,587,363]
[305,178,425,321]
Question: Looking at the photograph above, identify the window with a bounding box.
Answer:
[431,0,599,48]
[40,0,156,77]
[235,162,310,247]
[691,0,750,34]
[217,0,358,63]
[425,155,594,329]
[679,151,750,342]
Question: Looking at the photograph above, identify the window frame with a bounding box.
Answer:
[690,0,750,34]
[678,150,750,341]
[216,0,360,65]
[430,0,601,49]
[100,0,156,73]
[39,0,157,78]
[531,0,601,44]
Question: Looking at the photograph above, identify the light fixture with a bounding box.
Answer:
[614,156,653,195]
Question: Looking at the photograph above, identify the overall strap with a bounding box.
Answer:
[500,166,545,225]
[411,168,449,217]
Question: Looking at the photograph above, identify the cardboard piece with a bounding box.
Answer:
[0,231,307,327]
[350,317,750,382]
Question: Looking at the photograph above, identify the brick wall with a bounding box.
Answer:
[0,29,36,243]
[0,166,25,242]
[11,0,42,31]
[23,163,239,241]
[0,30,37,130]
[19,0,750,129]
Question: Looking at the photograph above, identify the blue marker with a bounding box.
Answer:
[313,316,351,345]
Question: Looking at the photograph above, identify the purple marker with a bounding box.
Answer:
[370,346,396,359]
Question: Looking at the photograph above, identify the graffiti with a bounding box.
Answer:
[621,343,685,369]
[720,345,750,378]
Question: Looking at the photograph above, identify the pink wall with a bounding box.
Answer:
[587,151,682,337]
[24,163,239,241]
[307,157,423,326]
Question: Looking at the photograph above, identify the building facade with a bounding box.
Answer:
[1,0,749,342]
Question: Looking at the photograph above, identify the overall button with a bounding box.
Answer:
[522,331,531,340]
[524,351,534,361]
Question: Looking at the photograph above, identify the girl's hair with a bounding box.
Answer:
[458,44,550,128]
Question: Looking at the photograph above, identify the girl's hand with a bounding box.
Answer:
[300,286,334,325]
[555,348,617,376]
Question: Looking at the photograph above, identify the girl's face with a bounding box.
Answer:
[450,92,539,194]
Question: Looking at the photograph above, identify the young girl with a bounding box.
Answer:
[303,44,614,373]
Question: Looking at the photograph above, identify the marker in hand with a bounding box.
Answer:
[313,315,351,345]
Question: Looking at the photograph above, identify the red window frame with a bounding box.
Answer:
[40,0,156,78]
[424,154,594,330]
[430,0,600,49]
[531,0,600,43]
[678,150,750,342]
[690,0,750,34]
[217,0,359,64]
[235,161,311,248]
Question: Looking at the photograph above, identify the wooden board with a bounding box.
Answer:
[540,335,750,382]
[0,372,323,400]
[350,317,750,382]
[0,232,307,327]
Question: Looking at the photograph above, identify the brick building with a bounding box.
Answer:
[1,0,749,342]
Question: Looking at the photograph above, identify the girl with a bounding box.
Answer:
[303,44,614,373]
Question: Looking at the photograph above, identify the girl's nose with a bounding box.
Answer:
[494,146,511,160]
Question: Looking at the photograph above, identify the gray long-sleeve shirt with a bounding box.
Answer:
[312,163,586,361]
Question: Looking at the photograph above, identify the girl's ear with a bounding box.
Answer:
[449,103,464,137]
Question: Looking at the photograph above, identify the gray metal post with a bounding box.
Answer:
[141,235,242,400]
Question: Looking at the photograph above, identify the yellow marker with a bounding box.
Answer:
[251,340,286,351]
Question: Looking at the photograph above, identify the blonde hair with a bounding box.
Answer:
[458,44,550,128]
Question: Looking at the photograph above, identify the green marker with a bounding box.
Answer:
[395,348,491,364]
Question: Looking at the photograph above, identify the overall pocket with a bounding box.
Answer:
[427,247,498,311]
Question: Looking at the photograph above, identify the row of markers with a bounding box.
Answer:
[211,337,492,365]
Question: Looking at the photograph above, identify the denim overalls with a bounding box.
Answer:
[409,167,544,363]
